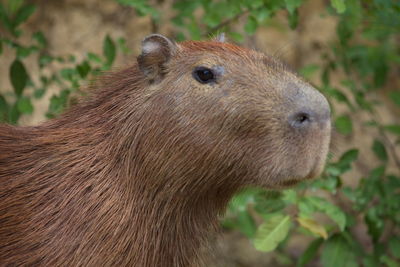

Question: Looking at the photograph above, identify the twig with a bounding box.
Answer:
[204,9,250,37]
[376,118,400,169]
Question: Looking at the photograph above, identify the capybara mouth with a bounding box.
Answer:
[275,174,315,189]
[306,153,326,180]
[280,178,302,187]
[275,159,325,189]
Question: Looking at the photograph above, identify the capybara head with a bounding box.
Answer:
[136,34,331,191]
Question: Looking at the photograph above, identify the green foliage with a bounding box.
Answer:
[334,115,352,135]
[103,35,116,69]
[299,196,346,231]
[9,59,28,96]
[330,0,346,14]
[116,0,159,19]
[1,0,399,265]
[321,234,357,267]
[0,0,130,123]
[389,91,400,107]
[254,214,291,252]
[296,238,323,267]
[372,139,388,162]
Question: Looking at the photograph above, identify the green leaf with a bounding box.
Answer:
[32,31,47,48]
[298,198,316,217]
[389,91,400,107]
[0,94,8,122]
[229,190,285,220]
[282,189,297,204]
[329,149,358,175]
[103,35,116,68]
[87,52,103,64]
[306,197,346,231]
[389,237,400,259]
[9,102,20,124]
[116,0,159,19]
[297,217,328,239]
[321,235,357,267]
[330,0,346,14]
[248,0,264,9]
[39,54,53,68]
[374,65,388,89]
[34,88,45,99]
[380,255,399,267]
[365,207,384,242]
[372,139,388,162]
[8,0,24,15]
[0,3,13,33]
[229,187,263,211]
[297,238,323,267]
[60,68,77,82]
[10,59,28,96]
[325,166,342,176]
[335,115,352,135]
[236,210,257,238]
[254,214,291,252]
[384,125,400,135]
[16,97,33,114]
[338,149,359,167]
[16,45,37,58]
[363,254,380,267]
[285,0,302,14]
[46,89,70,118]
[254,191,286,216]
[228,32,244,43]
[252,8,270,23]
[244,16,258,35]
[12,4,36,28]
[203,12,220,28]
[288,8,299,29]
[76,61,91,79]
[324,87,353,110]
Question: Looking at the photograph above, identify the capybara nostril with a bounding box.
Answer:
[287,85,331,130]
[289,111,312,128]
[289,107,330,129]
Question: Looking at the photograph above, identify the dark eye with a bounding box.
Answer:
[192,67,215,84]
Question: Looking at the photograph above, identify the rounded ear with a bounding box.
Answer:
[137,34,177,82]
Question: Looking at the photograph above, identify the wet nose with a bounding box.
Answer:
[288,87,331,129]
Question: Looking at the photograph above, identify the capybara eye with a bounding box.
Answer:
[193,67,215,84]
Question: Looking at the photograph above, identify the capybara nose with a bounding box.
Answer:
[288,90,331,129]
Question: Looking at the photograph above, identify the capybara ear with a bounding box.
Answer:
[137,34,177,82]
[213,33,226,43]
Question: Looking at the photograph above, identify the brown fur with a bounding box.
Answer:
[0,36,331,266]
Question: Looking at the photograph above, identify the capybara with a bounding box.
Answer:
[0,34,331,266]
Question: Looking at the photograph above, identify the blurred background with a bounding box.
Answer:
[0,0,399,266]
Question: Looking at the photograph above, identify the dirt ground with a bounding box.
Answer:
[1,0,399,266]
